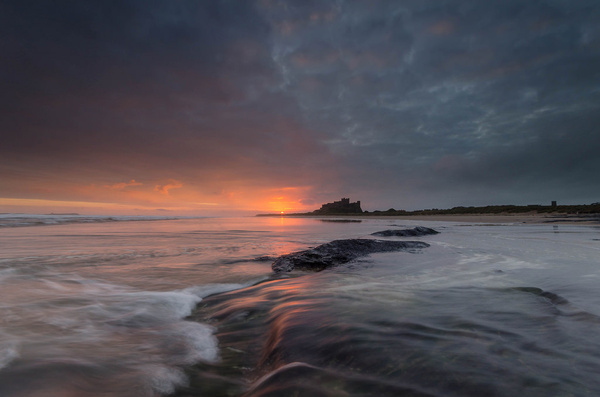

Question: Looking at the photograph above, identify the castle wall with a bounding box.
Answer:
[315,198,363,214]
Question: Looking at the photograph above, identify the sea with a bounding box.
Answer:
[1,214,599,397]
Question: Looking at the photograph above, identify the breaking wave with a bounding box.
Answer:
[0,214,197,228]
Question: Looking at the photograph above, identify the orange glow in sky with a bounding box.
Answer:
[0,182,318,215]
[2,1,600,216]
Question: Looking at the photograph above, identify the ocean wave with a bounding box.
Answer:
[0,272,255,396]
[0,213,195,228]
[187,270,600,397]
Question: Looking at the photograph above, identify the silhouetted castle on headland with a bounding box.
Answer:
[313,198,363,214]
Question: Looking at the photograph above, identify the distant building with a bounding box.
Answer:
[551,201,557,207]
[313,198,363,214]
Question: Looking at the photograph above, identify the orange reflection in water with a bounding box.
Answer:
[260,215,307,228]
[209,274,334,372]
[256,216,313,257]
[212,275,321,318]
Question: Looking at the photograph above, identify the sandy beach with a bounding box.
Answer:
[298,213,600,225]
[386,213,600,225]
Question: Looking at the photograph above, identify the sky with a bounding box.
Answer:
[1,0,599,215]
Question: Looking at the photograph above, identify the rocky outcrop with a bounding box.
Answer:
[272,239,430,272]
[371,226,439,237]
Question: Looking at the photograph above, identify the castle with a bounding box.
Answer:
[313,198,363,214]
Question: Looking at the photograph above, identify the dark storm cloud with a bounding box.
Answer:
[1,0,269,134]
[1,0,600,210]
[0,0,336,191]
[259,0,600,207]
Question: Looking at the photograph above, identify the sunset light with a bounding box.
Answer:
[2,2,599,396]
[1,0,598,214]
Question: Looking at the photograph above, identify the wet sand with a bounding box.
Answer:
[384,213,600,225]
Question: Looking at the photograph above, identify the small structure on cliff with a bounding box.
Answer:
[313,198,363,214]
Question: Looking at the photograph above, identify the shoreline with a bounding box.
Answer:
[383,213,600,225]
[266,213,600,225]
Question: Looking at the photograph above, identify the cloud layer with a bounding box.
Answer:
[1,0,599,213]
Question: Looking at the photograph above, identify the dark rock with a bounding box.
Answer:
[272,239,430,272]
[319,219,362,223]
[371,226,439,237]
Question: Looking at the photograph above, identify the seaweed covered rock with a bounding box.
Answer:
[272,239,430,272]
[371,226,439,237]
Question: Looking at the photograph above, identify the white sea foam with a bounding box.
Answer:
[0,271,242,395]
[171,321,220,364]
[0,341,19,370]
[147,365,189,395]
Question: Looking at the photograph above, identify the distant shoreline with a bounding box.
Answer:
[257,212,600,225]
[257,202,600,225]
